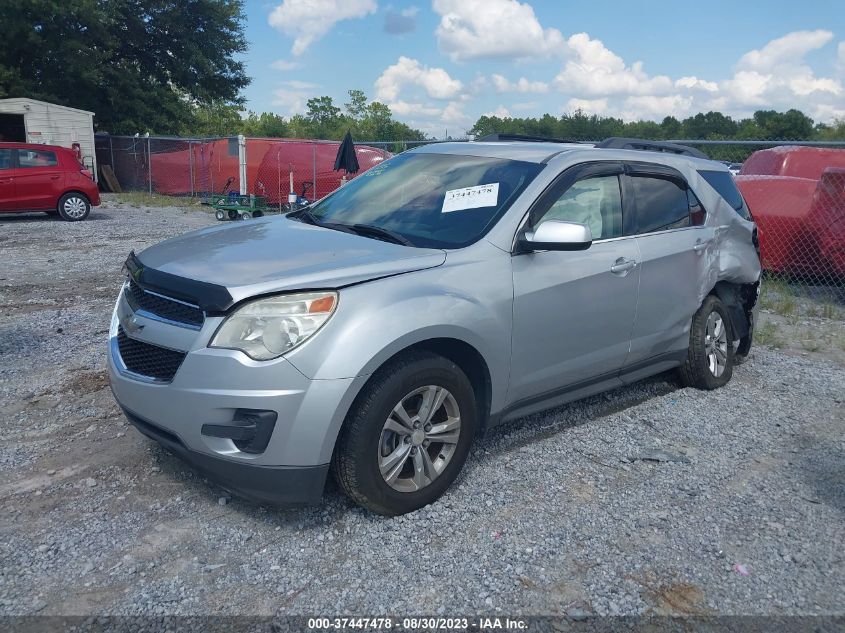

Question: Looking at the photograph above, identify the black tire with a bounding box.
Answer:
[332,351,477,516]
[253,210,264,218]
[215,210,226,221]
[679,295,734,390]
[57,192,91,221]
[240,211,252,220]
[227,210,238,221]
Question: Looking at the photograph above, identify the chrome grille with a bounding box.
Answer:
[126,279,204,328]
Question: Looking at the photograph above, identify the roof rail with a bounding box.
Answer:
[478,133,586,144]
[595,137,708,159]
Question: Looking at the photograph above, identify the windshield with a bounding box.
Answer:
[307,152,544,248]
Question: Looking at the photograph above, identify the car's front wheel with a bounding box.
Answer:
[332,351,477,516]
[679,294,734,390]
[57,192,91,221]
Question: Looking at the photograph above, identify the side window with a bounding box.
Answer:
[698,169,752,220]
[688,189,705,226]
[18,149,58,168]
[631,176,690,234]
[536,175,623,240]
[0,149,11,170]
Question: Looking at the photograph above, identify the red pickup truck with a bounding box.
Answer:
[0,142,100,221]
[735,146,845,277]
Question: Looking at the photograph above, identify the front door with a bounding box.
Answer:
[0,148,14,210]
[509,163,640,405]
[14,147,63,210]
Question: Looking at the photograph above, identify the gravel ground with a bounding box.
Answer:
[0,197,843,618]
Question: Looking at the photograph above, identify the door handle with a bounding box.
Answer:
[50,175,61,180]
[693,239,712,252]
[610,258,637,275]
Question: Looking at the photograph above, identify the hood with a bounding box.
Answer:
[134,217,445,311]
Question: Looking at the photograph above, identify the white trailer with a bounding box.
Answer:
[0,98,97,181]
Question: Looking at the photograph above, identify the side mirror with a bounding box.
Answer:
[517,220,593,252]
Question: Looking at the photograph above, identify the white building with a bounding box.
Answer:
[0,98,97,180]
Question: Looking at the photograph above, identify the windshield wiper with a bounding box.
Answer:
[287,210,413,246]
[287,207,321,225]
[349,224,414,247]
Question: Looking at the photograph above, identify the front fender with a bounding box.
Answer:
[283,249,514,414]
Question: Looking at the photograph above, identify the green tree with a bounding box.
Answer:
[187,102,245,137]
[306,96,342,126]
[0,0,249,134]
[681,111,738,139]
[753,109,815,139]
[344,89,368,120]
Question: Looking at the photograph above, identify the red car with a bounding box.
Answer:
[735,146,845,277]
[0,142,100,221]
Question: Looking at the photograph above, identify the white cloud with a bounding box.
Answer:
[386,100,442,117]
[491,74,549,94]
[622,95,694,121]
[433,0,565,61]
[737,30,833,72]
[384,6,419,35]
[675,76,718,92]
[484,105,511,118]
[281,80,319,90]
[375,56,463,101]
[566,98,608,115]
[271,59,302,71]
[717,32,842,111]
[554,33,674,96]
[269,0,377,56]
[272,89,309,116]
[546,29,844,123]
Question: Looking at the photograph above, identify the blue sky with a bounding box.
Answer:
[240,0,845,137]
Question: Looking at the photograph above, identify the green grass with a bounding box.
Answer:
[755,321,785,349]
[820,303,841,320]
[112,192,201,208]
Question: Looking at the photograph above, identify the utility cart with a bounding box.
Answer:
[211,193,272,221]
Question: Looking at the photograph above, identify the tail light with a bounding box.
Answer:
[81,169,94,180]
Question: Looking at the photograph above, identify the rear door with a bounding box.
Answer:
[624,163,715,372]
[0,148,14,210]
[14,147,64,210]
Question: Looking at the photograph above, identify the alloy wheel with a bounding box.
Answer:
[378,385,462,493]
[704,311,728,377]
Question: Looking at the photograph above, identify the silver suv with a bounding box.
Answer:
[108,136,761,515]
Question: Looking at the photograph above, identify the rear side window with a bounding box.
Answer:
[698,170,751,220]
[18,149,58,168]
[631,176,690,233]
[0,149,11,170]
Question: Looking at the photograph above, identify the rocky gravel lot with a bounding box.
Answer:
[0,198,843,619]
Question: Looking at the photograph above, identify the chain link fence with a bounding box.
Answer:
[95,135,392,207]
[95,135,844,307]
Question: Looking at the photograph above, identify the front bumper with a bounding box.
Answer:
[107,287,368,505]
[122,407,329,505]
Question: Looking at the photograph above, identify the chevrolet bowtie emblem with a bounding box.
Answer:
[118,304,145,334]
[125,315,145,334]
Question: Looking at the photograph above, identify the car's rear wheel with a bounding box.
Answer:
[215,209,226,221]
[679,294,734,390]
[57,193,90,221]
[332,351,477,516]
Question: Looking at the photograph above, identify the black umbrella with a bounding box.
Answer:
[333,130,360,174]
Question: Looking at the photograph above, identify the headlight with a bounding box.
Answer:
[210,291,337,360]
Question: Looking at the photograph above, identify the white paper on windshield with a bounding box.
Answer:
[441,183,499,213]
